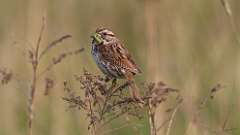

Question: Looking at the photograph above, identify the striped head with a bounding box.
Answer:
[91,27,116,45]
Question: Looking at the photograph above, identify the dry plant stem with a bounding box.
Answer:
[28,17,45,135]
[184,84,224,135]
[166,105,179,135]
[220,0,240,44]
[39,34,72,59]
[99,81,119,120]
[157,118,171,132]
[88,98,97,135]
[37,48,84,79]
[101,109,128,127]
[63,72,179,135]
[220,106,233,134]
[148,101,157,135]
[28,63,37,135]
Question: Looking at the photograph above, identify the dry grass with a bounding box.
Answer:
[2,17,84,135]
[63,70,180,135]
[62,70,234,135]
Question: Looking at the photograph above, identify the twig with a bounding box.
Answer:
[39,34,72,59]
[28,16,45,135]
[184,84,224,135]
[63,71,180,135]
[220,0,240,45]
[99,82,116,121]
[88,97,97,135]
[37,48,84,79]
[62,97,87,110]
[156,118,171,132]
[166,105,179,135]
[99,81,131,121]
[27,16,75,135]
[101,109,128,127]
[148,99,157,135]
[219,103,236,135]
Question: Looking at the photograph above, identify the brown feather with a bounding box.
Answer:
[92,27,142,78]
[91,27,144,105]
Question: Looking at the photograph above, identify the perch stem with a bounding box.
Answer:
[148,100,157,135]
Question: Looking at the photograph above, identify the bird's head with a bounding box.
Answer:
[91,27,116,45]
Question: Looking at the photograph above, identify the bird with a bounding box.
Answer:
[91,27,144,104]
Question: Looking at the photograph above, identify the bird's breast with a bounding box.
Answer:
[92,44,109,75]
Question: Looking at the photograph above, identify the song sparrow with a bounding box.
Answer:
[91,27,143,103]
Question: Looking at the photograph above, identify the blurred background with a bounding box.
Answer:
[0,0,239,135]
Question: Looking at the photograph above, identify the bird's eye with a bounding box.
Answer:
[103,33,107,36]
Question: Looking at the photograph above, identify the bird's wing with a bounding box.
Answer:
[101,41,141,75]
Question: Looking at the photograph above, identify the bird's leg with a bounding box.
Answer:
[107,78,117,92]
[129,81,143,102]
[124,72,144,105]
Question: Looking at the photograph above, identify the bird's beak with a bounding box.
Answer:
[91,33,103,44]
[91,33,98,40]
[91,33,100,38]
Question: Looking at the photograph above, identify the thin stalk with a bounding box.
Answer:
[148,101,157,135]
[166,105,179,135]
[28,17,45,135]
